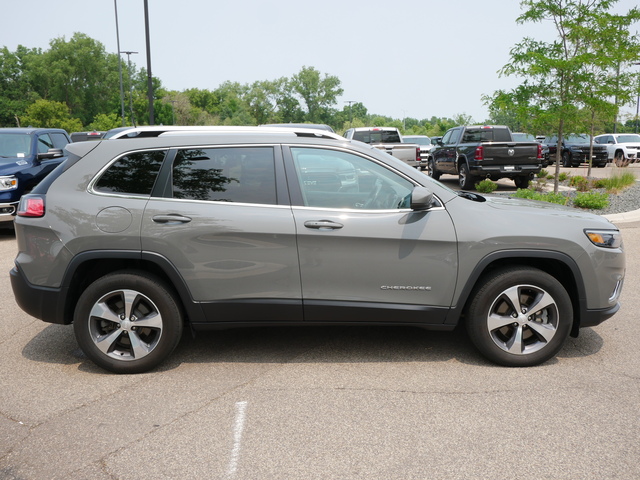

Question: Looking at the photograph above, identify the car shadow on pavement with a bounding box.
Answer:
[21,323,604,373]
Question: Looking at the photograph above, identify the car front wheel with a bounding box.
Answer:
[465,266,572,367]
[73,271,184,374]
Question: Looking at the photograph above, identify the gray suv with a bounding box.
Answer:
[10,127,625,373]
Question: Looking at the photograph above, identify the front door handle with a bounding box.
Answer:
[304,220,344,230]
[152,214,192,224]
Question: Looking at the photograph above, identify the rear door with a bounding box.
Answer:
[285,146,458,324]
[141,145,303,323]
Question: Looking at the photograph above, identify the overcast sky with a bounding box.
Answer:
[3,0,639,123]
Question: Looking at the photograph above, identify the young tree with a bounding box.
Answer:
[498,0,640,191]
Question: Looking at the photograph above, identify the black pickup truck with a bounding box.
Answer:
[428,125,543,190]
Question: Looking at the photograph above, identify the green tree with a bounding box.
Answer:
[290,66,343,123]
[29,33,121,126]
[0,46,42,126]
[21,99,83,132]
[498,0,640,192]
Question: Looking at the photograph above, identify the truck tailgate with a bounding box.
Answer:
[481,142,539,165]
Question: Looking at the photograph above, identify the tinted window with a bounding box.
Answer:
[95,150,166,195]
[291,147,414,210]
[352,130,401,143]
[172,147,276,204]
[50,133,70,148]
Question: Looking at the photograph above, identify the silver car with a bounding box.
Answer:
[10,127,625,373]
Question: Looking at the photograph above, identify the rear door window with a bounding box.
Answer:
[171,147,277,204]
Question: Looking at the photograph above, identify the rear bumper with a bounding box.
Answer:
[10,265,69,324]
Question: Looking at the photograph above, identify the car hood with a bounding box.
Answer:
[0,157,31,174]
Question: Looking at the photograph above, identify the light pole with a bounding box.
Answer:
[144,0,154,125]
[345,100,356,127]
[114,0,126,126]
[121,51,138,126]
[634,62,640,134]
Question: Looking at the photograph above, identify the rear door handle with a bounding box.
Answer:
[152,214,192,224]
[304,220,344,230]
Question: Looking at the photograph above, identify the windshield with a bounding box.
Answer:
[0,133,32,158]
[566,134,590,144]
[617,134,640,143]
[511,133,535,142]
[404,136,431,145]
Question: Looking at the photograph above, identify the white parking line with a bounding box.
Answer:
[226,401,248,478]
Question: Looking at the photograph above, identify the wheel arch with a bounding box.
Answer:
[445,250,587,337]
[60,250,204,326]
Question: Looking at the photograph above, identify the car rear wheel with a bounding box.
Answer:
[458,163,475,190]
[73,271,183,374]
[428,158,441,180]
[514,176,530,189]
[465,266,572,367]
[562,152,572,168]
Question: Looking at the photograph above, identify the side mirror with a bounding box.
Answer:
[37,148,64,160]
[411,186,434,211]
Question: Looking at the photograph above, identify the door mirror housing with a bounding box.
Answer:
[410,186,434,211]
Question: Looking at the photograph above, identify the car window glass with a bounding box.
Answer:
[37,134,53,153]
[441,130,452,144]
[51,133,70,148]
[291,147,414,210]
[449,129,461,144]
[95,150,166,195]
[172,147,276,204]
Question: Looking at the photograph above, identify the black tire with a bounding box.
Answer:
[562,152,572,168]
[458,162,475,190]
[73,271,184,374]
[514,176,530,189]
[614,151,625,167]
[428,158,441,180]
[465,266,573,367]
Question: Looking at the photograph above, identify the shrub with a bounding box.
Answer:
[537,169,549,178]
[512,189,568,205]
[572,192,609,209]
[475,179,498,193]
[558,172,569,182]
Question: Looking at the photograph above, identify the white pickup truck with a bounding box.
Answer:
[343,127,420,168]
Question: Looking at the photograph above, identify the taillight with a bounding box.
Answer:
[17,196,45,218]
[416,146,421,162]
[474,146,484,161]
[537,143,543,159]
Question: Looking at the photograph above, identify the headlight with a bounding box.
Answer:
[0,176,18,191]
[585,229,622,248]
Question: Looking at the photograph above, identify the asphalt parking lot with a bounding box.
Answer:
[1,168,639,480]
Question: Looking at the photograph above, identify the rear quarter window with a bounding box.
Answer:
[94,150,166,195]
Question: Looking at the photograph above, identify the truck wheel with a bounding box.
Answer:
[514,177,530,189]
[465,266,572,367]
[614,150,625,167]
[428,159,441,180]
[73,271,184,374]
[562,152,572,168]
[458,163,475,190]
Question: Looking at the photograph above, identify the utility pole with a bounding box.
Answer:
[345,100,356,128]
[114,0,126,126]
[144,0,154,125]
[121,51,138,126]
